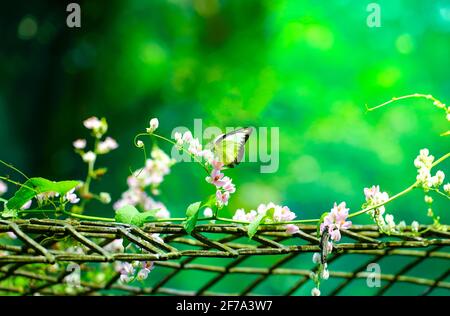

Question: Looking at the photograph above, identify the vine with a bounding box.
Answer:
[0,94,449,294]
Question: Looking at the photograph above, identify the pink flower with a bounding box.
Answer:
[97,137,118,154]
[182,131,193,142]
[0,180,7,196]
[216,190,230,207]
[83,116,102,130]
[21,200,32,210]
[207,169,226,187]
[222,177,236,193]
[320,202,352,242]
[211,160,224,171]
[285,224,299,234]
[73,139,86,150]
[65,189,80,204]
[146,118,159,133]
[233,209,248,221]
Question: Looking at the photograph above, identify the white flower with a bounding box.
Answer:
[73,139,86,150]
[21,200,32,210]
[416,167,431,184]
[431,170,445,187]
[364,185,389,216]
[311,287,321,296]
[82,151,96,163]
[414,148,434,169]
[411,221,419,233]
[182,131,193,143]
[285,224,299,234]
[321,269,329,280]
[104,239,124,253]
[312,253,321,264]
[385,214,395,230]
[7,232,17,239]
[99,192,111,204]
[424,195,433,204]
[0,180,7,196]
[174,132,183,145]
[117,262,135,283]
[136,140,144,148]
[97,137,118,154]
[84,116,107,138]
[146,118,159,133]
[203,207,213,218]
[65,189,80,204]
[397,221,406,231]
[151,233,165,244]
[444,183,450,194]
[83,116,102,130]
[233,209,248,221]
[200,149,215,164]
[137,268,150,281]
[188,138,202,155]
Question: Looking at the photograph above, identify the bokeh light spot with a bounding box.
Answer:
[17,15,38,40]
[376,66,401,88]
[305,24,334,50]
[289,155,321,183]
[396,34,414,54]
[140,42,167,66]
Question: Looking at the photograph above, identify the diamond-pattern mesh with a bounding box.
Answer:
[0,218,449,295]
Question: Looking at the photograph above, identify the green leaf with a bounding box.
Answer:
[247,213,266,239]
[114,205,157,227]
[317,212,329,237]
[7,178,79,210]
[1,208,18,219]
[183,201,201,234]
[201,195,216,209]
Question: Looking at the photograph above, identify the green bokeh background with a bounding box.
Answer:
[0,0,449,295]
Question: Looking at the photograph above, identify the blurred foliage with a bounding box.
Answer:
[0,0,449,295]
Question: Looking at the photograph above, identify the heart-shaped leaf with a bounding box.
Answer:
[114,205,158,227]
[7,178,80,210]
[183,201,201,234]
[247,213,266,239]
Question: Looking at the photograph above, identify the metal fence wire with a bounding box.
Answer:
[0,218,449,296]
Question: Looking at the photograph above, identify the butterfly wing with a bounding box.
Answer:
[213,127,253,167]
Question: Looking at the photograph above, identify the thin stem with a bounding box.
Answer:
[0,160,30,180]
[366,93,441,112]
[430,188,450,201]
[18,209,57,214]
[348,182,418,219]
[134,132,210,175]
[62,210,115,222]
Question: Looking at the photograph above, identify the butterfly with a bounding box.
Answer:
[211,127,253,168]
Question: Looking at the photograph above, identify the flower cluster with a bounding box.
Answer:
[363,185,390,227]
[320,202,352,242]
[233,202,299,234]
[75,116,119,161]
[113,147,174,218]
[311,201,351,297]
[173,130,215,164]
[172,128,238,208]
[445,183,450,195]
[206,161,236,208]
[309,253,330,297]
[414,149,445,191]
[116,261,154,283]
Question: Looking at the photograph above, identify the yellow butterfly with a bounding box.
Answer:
[212,127,253,168]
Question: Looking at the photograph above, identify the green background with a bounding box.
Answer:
[0,0,449,295]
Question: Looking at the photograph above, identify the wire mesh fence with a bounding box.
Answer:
[0,218,449,296]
